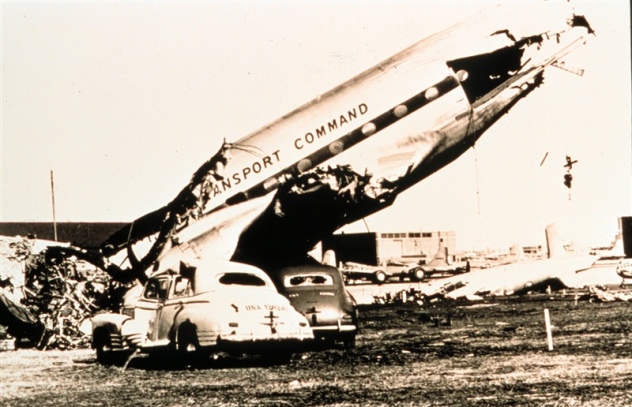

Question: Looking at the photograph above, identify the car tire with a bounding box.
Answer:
[262,350,293,365]
[177,324,200,353]
[373,270,386,284]
[410,268,425,281]
[177,323,211,366]
[93,329,126,366]
[95,342,114,366]
[343,335,356,350]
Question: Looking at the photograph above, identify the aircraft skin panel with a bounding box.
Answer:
[155,195,274,270]
[323,79,471,181]
[219,74,462,206]
[165,10,591,271]
[468,68,544,137]
[203,61,460,210]
[398,66,546,193]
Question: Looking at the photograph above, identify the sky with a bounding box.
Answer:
[1,1,630,251]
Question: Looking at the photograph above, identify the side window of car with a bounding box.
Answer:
[173,276,192,297]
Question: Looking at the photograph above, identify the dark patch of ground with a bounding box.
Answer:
[2,293,631,406]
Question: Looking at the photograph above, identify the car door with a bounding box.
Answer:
[133,277,170,343]
[156,275,193,342]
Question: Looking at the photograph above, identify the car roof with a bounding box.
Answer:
[275,264,339,275]
[150,260,278,294]
[150,260,270,279]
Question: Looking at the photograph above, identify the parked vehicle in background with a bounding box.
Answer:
[91,260,313,365]
[270,264,358,349]
[341,260,425,284]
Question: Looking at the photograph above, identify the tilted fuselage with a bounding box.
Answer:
[195,5,589,213]
[99,3,593,276]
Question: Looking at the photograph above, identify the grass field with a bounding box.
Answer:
[1,294,632,406]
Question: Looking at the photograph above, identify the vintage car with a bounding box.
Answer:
[91,260,313,365]
[269,264,358,349]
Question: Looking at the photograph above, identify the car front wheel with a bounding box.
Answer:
[95,342,114,365]
[93,330,130,366]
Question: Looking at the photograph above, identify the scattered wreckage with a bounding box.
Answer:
[372,281,632,306]
[372,281,467,305]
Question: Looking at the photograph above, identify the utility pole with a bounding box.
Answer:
[50,170,58,241]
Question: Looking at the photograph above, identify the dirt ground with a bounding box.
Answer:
[1,292,632,407]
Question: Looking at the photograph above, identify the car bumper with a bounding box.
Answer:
[217,335,313,354]
[219,328,313,342]
[96,332,141,352]
[312,324,357,333]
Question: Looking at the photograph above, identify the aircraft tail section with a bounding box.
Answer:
[509,243,525,261]
[608,234,626,258]
[322,250,337,268]
[426,238,450,267]
[546,223,565,259]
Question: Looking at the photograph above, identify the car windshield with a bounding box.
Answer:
[143,278,169,300]
[284,274,334,287]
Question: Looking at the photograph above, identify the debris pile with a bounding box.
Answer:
[372,282,467,305]
[586,286,632,303]
[0,236,125,350]
[371,282,632,306]
[373,288,425,305]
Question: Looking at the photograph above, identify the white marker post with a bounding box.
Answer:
[544,308,553,351]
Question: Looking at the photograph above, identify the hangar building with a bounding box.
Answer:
[321,230,456,267]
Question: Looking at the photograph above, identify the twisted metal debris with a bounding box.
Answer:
[0,236,130,349]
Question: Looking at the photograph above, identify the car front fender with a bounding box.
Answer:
[91,313,132,335]
[92,313,145,349]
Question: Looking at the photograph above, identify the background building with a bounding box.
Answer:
[0,222,127,248]
[321,230,456,266]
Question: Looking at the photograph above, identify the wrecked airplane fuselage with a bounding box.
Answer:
[53,4,594,282]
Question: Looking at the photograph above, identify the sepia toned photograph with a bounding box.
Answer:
[1,1,631,405]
